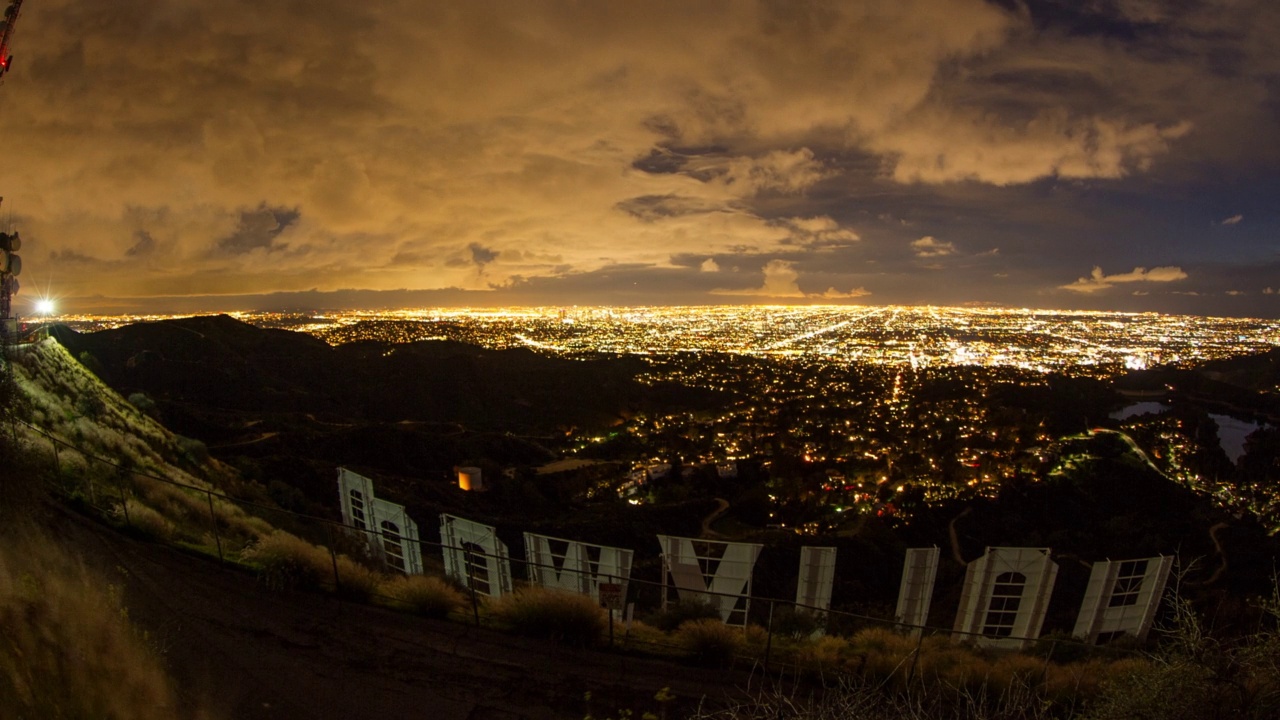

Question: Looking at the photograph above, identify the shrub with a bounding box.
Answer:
[645,597,723,632]
[332,555,380,602]
[118,499,175,542]
[379,574,465,618]
[127,392,159,419]
[240,531,332,592]
[175,436,209,465]
[677,618,742,668]
[794,635,852,671]
[0,532,191,719]
[489,586,607,646]
[771,605,826,639]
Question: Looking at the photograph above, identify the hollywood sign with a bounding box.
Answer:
[337,468,1171,645]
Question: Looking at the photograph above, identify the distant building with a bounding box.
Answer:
[457,466,484,492]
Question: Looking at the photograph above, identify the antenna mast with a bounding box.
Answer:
[0,0,26,339]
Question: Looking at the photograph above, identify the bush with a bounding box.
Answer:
[489,586,607,646]
[332,555,380,602]
[119,499,176,542]
[645,597,723,632]
[127,392,159,419]
[240,531,333,592]
[677,618,742,668]
[379,574,465,618]
[771,605,826,639]
[0,532,192,719]
[175,436,208,465]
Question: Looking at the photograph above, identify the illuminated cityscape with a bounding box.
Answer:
[54,305,1280,374]
[47,305,1280,534]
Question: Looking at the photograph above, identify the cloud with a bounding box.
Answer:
[719,149,830,195]
[911,236,955,258]
[125,231,157,258]
[753,259,806,298]
[777,216,860,250]
[1221,214,1244,225]
[5,0,1279,316]
[700,258,720,273]
[712,259,868,300]
[1061,265,1189,293]
[819,286,871,299]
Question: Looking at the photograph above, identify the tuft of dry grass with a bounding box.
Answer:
[240,531,335,592]
[0,531,201,719]
[120,498,177,542]
[488,586,608,646]
[239,530,380,600]
[379,574,465,619]
[677,618,743,668]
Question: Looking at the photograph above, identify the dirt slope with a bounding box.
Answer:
[45,504,755,720]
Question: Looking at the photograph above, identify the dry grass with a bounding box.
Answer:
[240,530,336,592]
[379,574,466,618]
[239,530,380,600]
[120,498,177,542]
[488,585,608,646]
[0,530,206,719]
[677,618,744,667]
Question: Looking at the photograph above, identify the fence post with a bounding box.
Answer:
[205,490,224,562]
[324,521,342,599]
[907,627,925,684]
[117,476,131,526]
[763,599,775,674]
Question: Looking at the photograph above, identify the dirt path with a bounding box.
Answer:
[44,505,759,720]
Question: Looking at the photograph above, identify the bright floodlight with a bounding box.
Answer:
[35,299,55,315]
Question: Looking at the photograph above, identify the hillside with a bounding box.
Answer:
[50,314,722,435]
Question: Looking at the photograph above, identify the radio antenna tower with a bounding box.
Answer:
[0,0,27,340]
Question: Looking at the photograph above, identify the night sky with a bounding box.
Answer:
[3,0,1279,317]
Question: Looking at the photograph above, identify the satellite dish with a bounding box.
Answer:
[7,232,18,252]
[7,253,19,276]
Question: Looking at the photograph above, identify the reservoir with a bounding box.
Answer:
[1111,403,1264,464]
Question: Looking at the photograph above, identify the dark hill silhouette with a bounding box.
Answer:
[48,316,728,518]
[50,315,720,434]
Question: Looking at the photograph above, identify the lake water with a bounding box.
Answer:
[1110,403,1264,463]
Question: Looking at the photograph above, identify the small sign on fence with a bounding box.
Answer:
[599,583,624,611]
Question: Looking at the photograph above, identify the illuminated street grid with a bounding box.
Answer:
[237,305,1280,374]
[51,306,1280,374]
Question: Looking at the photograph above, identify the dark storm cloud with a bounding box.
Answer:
[125,230,156,257]
[616,195,726,222]
[4,0,1279,316]
[216,206,300,254]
